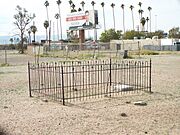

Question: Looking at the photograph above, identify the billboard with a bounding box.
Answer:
[66,10,98,31]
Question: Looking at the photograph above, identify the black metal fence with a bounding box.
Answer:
[28,59,151,105]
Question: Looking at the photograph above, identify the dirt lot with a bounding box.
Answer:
[0,51,180,135]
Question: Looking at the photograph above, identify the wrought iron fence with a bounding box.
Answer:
[28,59,151,105]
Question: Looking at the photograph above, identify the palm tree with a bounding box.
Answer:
[78,8,82,12]
[121,4,125,34]
[140,9,144,18]
[44,20,49,41]
[138,2,142,31]
[9,38,13,44]
[129,5,134,30]
[28,30,31,44]
[101,2,106,31]
[91,1,95,10]
[141,17,146,32]
[30,25,37,42]
[138,9,144,31]
[44,1,50,22]
[56,0,63,40]
[71,3,77,12]
[69,0,73,12]
[80,1,85,11]
[146,17,149,32]
[91,1,96,41]
[138,2,142,9]
[55,13,60,40]
[111,3,115,30]
[148,6,152,32]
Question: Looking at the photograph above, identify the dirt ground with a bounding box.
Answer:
[0,50,180,135]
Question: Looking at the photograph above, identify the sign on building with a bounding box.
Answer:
[66,10,98,31]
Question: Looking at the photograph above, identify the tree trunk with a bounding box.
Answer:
[57,19,59,41]
[123,9,125,34]
[103,7,106,31]
[20,32,24,54]
[112,8,115,30]
[131,11,134,31]
[34,33,36,42]
[46,28,48,41]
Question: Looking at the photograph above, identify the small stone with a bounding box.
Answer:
[121,113,127,117]
[134,101,147,106]
[73,88,78,91]
[3,106,8,109]
[42,99,48,102]
[154,119,158,122]
[125,101,131,104]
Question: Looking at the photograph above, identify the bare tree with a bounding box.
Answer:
[13,5,35,53]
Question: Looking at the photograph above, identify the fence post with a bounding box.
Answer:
[28,62,32,97]
[61,65,65,105]
[149,59,152,93]
[5,48,7,64]
[110,59,112,86]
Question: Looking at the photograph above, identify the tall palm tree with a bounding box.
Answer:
[148,6,152,32]
[111,3,115,30]
[129,5,134,30]
[138,2,142,31]
[138,9,144,31]
[80,1,85,11]
[56,0,63,40]
[138,2,142,9]
[91,1,96,41]
[121,4,125,34]
[101,2,106,31]
[44,20,49,41]
[44,1,50,22]
[69,0,73,12]
[146,17,149,32]
[141,17,146,32]
[30,25,37,42]
[91,1,95,10]
[55,13,60,41]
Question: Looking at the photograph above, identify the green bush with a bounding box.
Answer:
[0,63,10,67]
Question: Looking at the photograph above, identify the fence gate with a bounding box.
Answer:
[28,59,151,105]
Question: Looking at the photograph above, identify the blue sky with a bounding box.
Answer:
[0,0,180,39]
